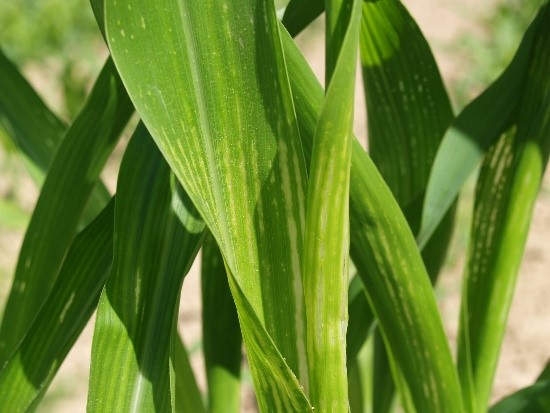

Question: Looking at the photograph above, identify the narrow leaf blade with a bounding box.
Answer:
[0,59,133,364]
[302,0,361,409]
[0,199,114,411]
[202,233,242,413]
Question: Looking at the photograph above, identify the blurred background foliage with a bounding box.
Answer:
[451,0,544,108]
[0,0,104,120]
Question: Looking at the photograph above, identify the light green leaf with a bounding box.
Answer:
[106,0,311,404]
[302,0,361,409]
[282,24,464,413]
[225,267,312,412]
[0,199,114,412]
[0,59,132,364]
[457,7,550,412]
[417,8,545,248]
[202,233,242,413]
[88,124,204,411]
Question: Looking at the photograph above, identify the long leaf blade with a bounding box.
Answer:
[0,49,65,179]
[457,7,550,411]
[302,0,361,409]
[359,2,457,410]
[417,9,545,248]
[0,59,132,364]
[173,332,206,413]
[87,124,204,411]
[282,26,464,413]
[0,199,114,412]
[106,0,311,402]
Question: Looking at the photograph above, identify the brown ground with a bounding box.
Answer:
[0,0,548,411]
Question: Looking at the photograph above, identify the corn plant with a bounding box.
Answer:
[0,0,549,412]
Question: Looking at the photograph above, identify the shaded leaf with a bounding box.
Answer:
[282,0,324,38]
[0,199,114,412]
[0,59,132,364]
[106,0,312,403]
[202,233,242,413]
[417,9,545,248]
[88,124,204,411]
[489,381,550,413]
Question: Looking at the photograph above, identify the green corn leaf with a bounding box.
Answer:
[348,357,364,413]
[359,2,457,410]
[106,0,312,404]
[282,23,464,413]
[225,267,312,412]
[0,49,113,228]
[282,0,324,38]
[0,49,66,181]
[302,0,361,409]
[360,0,453,234]
[457,7,550,412]
[417,8,546,248]
[0,59,132,365]
[0,199,114,412]
[537,362,550,382]
[486,362,550,413]
[202,233,242,413]
[346,276,374,366]
[106,0,462,410]
[488,381,550,413]
[88,124,204,411]
[173,331,206,413]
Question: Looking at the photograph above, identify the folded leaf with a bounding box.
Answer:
[88,124,204,411]
[106,0,311,402]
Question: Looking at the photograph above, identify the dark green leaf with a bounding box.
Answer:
[0,59,132,364]
[202,233,242,413]
[489,381,550,413]
[0,199,114,412]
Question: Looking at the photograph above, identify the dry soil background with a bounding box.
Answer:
[0,0,548,411]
